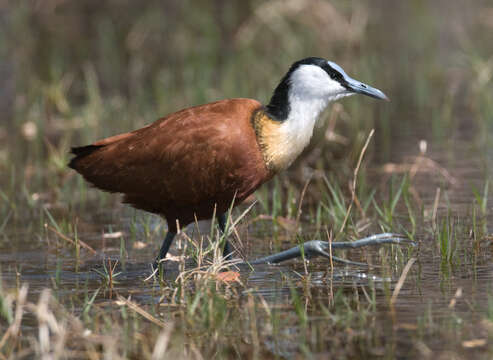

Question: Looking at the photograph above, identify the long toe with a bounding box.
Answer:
[381,233,417,247]
[244,233,415,265]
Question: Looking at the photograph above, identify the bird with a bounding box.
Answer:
[69,57,407,269]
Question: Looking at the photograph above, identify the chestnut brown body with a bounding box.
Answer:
[70,57,390,265]
[69,98,273,232]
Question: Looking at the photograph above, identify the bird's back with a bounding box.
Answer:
[69,98,272,228]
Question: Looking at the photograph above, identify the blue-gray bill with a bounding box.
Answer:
[345,76,389,100]
[326,60,389,101]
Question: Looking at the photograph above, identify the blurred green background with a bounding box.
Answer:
[1,0,493,218]
[2,2,493,358]
[2,0,492,166]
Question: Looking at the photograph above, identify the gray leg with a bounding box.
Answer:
[153,231,176,269]
[217,213,232,259]
[247,233,414,265]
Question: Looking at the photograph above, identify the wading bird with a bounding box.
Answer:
[69,57,407,269]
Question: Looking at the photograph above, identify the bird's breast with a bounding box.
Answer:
[253,110,315,172]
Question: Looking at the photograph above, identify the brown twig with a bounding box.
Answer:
[116,296,166,328]
[46,225,97,254]
[432,187,441,231]
[338,129,375,235]
[326,227,334,273]
[295,175,312,232]
[390,257,417,307]
[0,284,28,351]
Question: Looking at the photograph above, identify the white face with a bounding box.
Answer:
[289,64,353,102]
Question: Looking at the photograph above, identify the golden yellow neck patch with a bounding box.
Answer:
[252,109,314,173]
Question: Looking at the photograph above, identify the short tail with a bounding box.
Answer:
[68,145,104,170]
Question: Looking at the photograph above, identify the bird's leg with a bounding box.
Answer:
[248,233,414,265]
[217,213,233,259]
[153,231,177,269]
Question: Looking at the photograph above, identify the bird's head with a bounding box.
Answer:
[289,57,388,102]
[266,57,388,120]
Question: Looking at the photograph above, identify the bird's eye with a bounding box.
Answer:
[323,64,344,82]
[333,72,343,81]
[361,84,367,88]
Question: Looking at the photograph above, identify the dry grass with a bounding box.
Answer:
[2,1,493,359]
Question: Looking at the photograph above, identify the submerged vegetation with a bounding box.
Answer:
[1,1,493,358]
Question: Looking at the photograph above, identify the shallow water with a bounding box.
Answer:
[2,1,493,357]
[2,123,492,358]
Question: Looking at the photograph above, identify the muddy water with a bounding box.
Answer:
[1,125,492,357]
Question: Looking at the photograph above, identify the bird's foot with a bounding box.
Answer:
[248,233,415,265]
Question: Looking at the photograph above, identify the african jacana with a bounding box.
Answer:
[69,57,408,268]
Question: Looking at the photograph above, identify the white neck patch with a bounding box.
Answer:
[273,65,354,168]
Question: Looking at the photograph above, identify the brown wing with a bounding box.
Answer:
[69,98,272,226]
